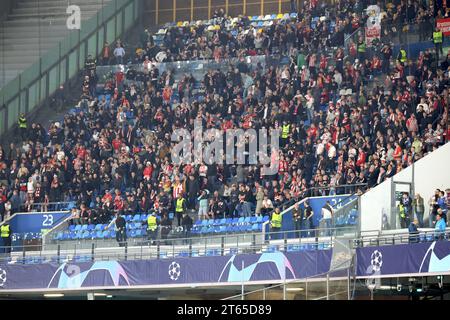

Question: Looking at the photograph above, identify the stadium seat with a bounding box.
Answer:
[262,216,270,222]
[244,217,251,224]
[95,224,104,231]
[96,231,104,239]
[68,225,76,232]
[251,223,259,232]
[141,214,149,221]
[87,224,95,231]
[195,220,203,226]
[225,218,233,224]
[231,218,239,225]
[74,225,82,232]
[133,214,141,222]
[219,218,227,225]
[237,217,245,225]
[125,215,133,222]
[213,219,221,226]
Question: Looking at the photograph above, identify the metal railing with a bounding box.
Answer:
[221,258,355,300]
[0,0,140,137]
[353,228,450,248]
[0,226,354,264]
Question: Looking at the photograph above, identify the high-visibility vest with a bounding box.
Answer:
[271,212,282,228]
[176,198,185,213]
[357,42,366,53]
[398,204,406,218]
[281,124,290,139]
[399,50,407,63]
[433,31,443,44]
[1,225,10,238]
[18,117,27,129]
[147,215,157,231]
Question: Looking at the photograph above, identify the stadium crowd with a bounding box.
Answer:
[0,0,448,233]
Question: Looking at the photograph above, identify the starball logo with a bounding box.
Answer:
[171,119,280,175]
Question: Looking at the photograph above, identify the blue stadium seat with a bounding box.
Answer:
[195,220,203,226]
[201,220,209,226]
[74,225,82,232]
[101,230,109,238]
[237,217,245,225]
[246,224,253,232]
[130,230,137,238]
[256,216,263,223]
[213,219,221,226]
[262,216,269,222]
[68,225,76,232]
[81,224,88,231]
[219,218,227,225]
[250,216,257,223]
[244,217,251,224]
[231,218,239,224]
[251,223,259,232]
[200,227,208,234]
[87,224,95,231]
[125,215,133,222]
[168,212,174,220]
[141,214,149,221]
[225,218,233,224]
[96,231,104,239]
[219,226,227,233]
[133,214,141,222]
[135,229,142,238]
[207,219,215,226]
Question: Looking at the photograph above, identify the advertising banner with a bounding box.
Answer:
[437,18,450,36]
[365,26,381,47]
[356,241,450,277]
[0,251,332,290]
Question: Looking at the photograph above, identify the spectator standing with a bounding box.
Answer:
[408,219,419,243]
[413,193,425,227]
[115,212,127,247]
[434,213,446,240]
[181,212,193,243]
[255,187,264,216]
[321,201,333,236]
[292,202,302,238]
[101,42,111,65]
[401,192,413,224]
[303,200,314,237]
[114,42,126,65]
[433,27,443,63]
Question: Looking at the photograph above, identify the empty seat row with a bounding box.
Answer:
[191,223,263,235]
[194,216,269,227]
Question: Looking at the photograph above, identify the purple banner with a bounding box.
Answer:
[0,251,331,290]
[356,241,450,277]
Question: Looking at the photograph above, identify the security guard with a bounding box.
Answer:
[433,27,443,60]
[270,207,282,240]
[145,212,158,245]
[397,47,407,65]
[17,113,27,141]
[175,194,186,227]
[357,37,366,61]
[1,222,12,254]
[281,121,290,147]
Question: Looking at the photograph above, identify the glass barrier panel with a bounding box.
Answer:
[106,18,116,44]
[69,30,81,49]
[2,77,20,104]
[48,65,59,95]
[68,51,78,79]
[40,76,47,104]
[60,37,72,57]
[79,42,86,71]
[7,96,19,129]
[20,62,40,91]
[28,82,39,111]
[103,0,118,21]
[124,2,134,30]
[116,11,123,37]
[97,27,105,56]
[41,46,60,72]
[87,33,98,57]
[0,108,5,135]
[80,13,98,40]
[20,90,27,114]
[60,58,67,86]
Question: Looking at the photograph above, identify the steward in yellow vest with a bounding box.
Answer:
[1,223,12,254]
[145,213,158,244]
[175,195,186,227]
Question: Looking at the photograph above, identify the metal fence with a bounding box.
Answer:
[221,258,354,300]
[0,226,355,264]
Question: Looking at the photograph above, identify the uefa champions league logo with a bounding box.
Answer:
[0,268,7,287]
[168,262,181,281]
[370,250,383,272]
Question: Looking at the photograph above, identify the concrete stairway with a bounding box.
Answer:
[0,0,112,89]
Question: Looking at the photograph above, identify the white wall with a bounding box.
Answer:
[361,142,450,231]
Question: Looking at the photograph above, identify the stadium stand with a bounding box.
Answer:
[0,0,448,248]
